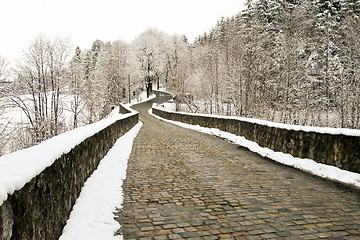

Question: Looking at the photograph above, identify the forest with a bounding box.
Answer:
[0,0,359,155]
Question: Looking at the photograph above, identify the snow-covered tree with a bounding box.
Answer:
[93,40,135,106]
[82,40,106,123]
[184,0,360,129]
[12,35,71,144]
[338,13,360,128]
[164,35,192,109]
[131,29,167,97]
[68,46,85,129]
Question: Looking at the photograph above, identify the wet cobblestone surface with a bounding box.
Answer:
[115,96,360,239]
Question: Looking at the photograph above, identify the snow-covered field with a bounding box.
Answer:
[0,95,88,127]
[0,95,89,155]
[149,107,360,189]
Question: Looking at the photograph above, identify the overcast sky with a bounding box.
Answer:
[0,0,246,62]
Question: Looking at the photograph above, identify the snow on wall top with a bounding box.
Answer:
[153,105,360,137]
[0,107,137,206]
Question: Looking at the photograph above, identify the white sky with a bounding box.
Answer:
[0,0,246,62]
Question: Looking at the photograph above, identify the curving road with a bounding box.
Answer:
[115,91,360,239]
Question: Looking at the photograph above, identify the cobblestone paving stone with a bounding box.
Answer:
[115,94,360,240]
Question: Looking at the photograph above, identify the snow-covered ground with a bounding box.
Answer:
[59,122,142,240]
[0,94,90,155]
[127,92,156,106]
[157,102,177,111]
[149,107,360,189]
[0,95,89,128]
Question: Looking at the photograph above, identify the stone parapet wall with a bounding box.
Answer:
[0,105,138,240]
[152,107,360,174]
[119,104,133,114]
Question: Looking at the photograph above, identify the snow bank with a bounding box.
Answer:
[126,93,156,107]
[106,106,121,117]
[0,108,137,206]
[149,109,360,189]
[59,122,142,240]
[157,102,177,111]
[153,106,360,137]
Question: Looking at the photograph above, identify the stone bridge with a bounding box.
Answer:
[1,91,360,239]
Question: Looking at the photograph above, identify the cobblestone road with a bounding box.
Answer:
[116,93,360,240]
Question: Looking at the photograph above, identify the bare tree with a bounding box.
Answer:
[0,56,10,97]
[0,56,12,155]
[11,35,71,144]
